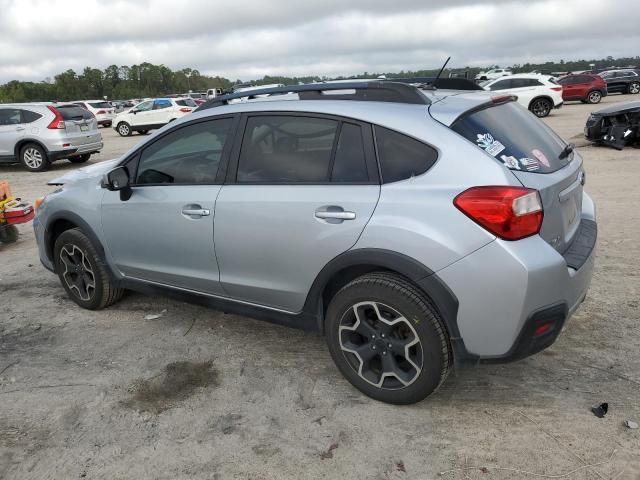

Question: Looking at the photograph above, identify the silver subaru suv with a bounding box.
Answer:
[33,82,597,404]
[0,103,103,172]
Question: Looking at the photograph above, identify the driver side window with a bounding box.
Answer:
[135,118,233,185]
[489,79,511,90]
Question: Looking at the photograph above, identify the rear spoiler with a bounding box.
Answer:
[450,95,518,126]
[390,77,483,91]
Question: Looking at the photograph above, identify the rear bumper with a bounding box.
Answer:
[438,191,597,360]
[49,141,103,161]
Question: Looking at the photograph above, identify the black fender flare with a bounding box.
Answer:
[302,248,478,364]
[44,210,115,278]
[14,138,50,158]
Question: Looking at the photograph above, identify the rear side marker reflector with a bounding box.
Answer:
[454,186,544,240]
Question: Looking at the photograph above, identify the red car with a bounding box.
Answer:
[557,74,608,104]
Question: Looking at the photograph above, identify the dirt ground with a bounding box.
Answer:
[1,96,639,480]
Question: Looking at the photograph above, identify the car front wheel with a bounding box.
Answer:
[629,82,640,94]
[117,122,132,137]
[587,91,602,104]
[529,98,553,118]
[54,228,124,310]
[325,272,451,404]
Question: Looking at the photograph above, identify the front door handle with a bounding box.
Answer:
[15,126,25,131]
[315,211,356,220]
[182,206,210,217]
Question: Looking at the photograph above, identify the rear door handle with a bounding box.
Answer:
[315,211,356,220]
[182,207,210,217]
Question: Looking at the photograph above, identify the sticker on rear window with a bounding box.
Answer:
[519,157,540,171]
[500,155,521,170]
[531,149,550,168]
[476,133,505,157]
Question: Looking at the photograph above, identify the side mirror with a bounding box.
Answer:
[131,109,138,114]
[103,166,129,191]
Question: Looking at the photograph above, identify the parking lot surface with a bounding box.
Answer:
[1,97,639,479]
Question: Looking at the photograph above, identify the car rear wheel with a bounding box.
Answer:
[529,98,553,118]
[68,154,91,164]
[587,91,602,104]
[54,228,124,310]
[117,122,132,137]
[325,272,451,404]
[138,130,149,135]
[19,143,50,172]
[629,82,640,94]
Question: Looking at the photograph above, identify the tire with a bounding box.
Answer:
[0,225,19,244]
[529,98,553,118]
[53,228,124,310]
[587,91,602,104]
[117,122,132,137]
[104,122,112,128]
[138,130,149,135]
[19,143,50,172]
[325,272,451,404]
[68,154,91,164]
[628,82,640,95]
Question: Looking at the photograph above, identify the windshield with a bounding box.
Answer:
[451,102,569,174]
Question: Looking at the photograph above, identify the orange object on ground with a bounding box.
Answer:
[0,181,12,201]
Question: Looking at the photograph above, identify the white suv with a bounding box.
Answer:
[112,98,197,137]
[72,100,115,127]
[482,74,564,118]
[475,68,513,81]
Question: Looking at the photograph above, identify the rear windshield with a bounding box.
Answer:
[176,98,197,107]
[56,105,94,120]
[88,101,111,108]
[451,102,569,173]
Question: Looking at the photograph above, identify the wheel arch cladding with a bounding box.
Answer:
[15,139,49,158]
[303,248,478,364]
[529,96,553,108]
[45,211,106,270]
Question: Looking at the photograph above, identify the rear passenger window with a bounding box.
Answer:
[21,110,42,123]
[374,126,438,183]
[0,109,22,125]
[489,79,511,91]
[154,100,172,110]
[331,123,368,182]
[136,118,232,185]
[237,116,338,183]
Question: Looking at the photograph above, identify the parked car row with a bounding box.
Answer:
[480,74,564,117]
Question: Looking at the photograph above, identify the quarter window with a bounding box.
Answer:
[237,116,339,183]
[136,118,233,185]
[374,126,438,183]
[21,110,42,123]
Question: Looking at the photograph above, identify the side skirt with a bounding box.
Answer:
[118,277,320,332]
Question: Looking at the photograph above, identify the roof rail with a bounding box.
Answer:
[196,81,430,111]
[390,77,483,91]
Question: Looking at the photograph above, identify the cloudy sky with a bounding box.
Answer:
[1,0,638,84]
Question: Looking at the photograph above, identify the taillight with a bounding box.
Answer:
[551,86,563,92]
[46,105,65,129]
[96,110,106,115]
[454,186,544,240]
[179,107,192,113]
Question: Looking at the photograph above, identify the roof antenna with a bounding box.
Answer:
[426,56,451,90]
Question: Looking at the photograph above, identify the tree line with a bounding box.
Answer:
[1,56,638,103]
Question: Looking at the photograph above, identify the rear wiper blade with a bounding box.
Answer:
[559,143,575,160]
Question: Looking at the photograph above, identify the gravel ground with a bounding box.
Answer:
[1,96,639,480]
